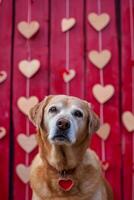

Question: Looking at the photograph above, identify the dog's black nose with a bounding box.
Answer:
[56,118,70,130]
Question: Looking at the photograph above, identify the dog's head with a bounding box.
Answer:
[29,95,100,145]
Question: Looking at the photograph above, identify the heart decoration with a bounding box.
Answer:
[88,50,111,69]
[96,123,111,141]
[16,164,30,184]
[61,18,76,32]
[92,84,115,104]
[88,13,110,31]
[17,21,40,39]
[17,134,37,153]
[19,59,40,78]
[122,111,134,132]
[101,161,109,171]
[63,69,76,83]
[17,96,39,116]
[0,71,7,84]
[59,179,74,191]
[0,127,6,139]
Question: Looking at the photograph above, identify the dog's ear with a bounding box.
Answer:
[88,104,100,134]
[29,95,53,128]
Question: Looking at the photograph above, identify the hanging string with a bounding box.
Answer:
[25,0,32,199]
[65,0,70,95]
[97,0,105,163]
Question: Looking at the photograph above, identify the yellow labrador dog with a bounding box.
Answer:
[29,95,113,200]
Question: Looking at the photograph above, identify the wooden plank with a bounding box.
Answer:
[85,1,121,199]
[121,0,134,199]
[0,1,13,199]
[12,0,49,199]
[50,0,84,98]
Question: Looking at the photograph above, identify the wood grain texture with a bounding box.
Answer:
[0,1,13,199]
[121,1,134,199]
[85,1,121,199]
[50,0,84,98]
[12,0,49,199]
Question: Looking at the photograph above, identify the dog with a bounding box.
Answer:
[29,95,113,200]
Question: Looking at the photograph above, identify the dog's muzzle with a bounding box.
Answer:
[51,118,71,143]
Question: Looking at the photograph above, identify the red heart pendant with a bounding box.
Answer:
[59,179,74,191]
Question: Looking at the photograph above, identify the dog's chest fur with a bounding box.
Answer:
[30,149,103,200]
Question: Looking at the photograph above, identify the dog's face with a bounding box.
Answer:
[29,95,100,145]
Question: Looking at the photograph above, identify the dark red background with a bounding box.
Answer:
[0,0,133,200]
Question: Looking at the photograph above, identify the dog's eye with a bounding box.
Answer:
[49,106,57,113]
[73,110,83,118]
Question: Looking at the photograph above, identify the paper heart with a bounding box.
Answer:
[92,84,115,104]
[17,134,37,153]
[19,59,40,78]
[17,96,39,116]
[101,161,109,171]
[88,13,110,31]
[61,18,76,32]
[17,21,40,39]
[63,69,76,83]
[16,164,30,184]
[96,123,110,140]
[0,127,6,139]
[88,50,111,69]
[59,179,74,191]
[0,71,7,84]
[122,111,134,132]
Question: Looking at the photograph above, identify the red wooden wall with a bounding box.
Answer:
[0,0,134,200]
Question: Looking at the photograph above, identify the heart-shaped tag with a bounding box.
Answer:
[0,71,7,84]
[63,69,76,83]
[122,111,134,132]
[19,59,40,78]
[88,50,111,69]
[61,18,76,32]
[17,96,39,116]
[16,164,30,184]
[17,134,37,153]
[101,161,109,171]
[88,13,110,31]
[0,127,6,139]
[92,84,115,104]
[96,123,110,140]
[17,21,40,39]
[59,179,74,191]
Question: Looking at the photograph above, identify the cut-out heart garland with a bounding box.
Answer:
[19,59,40,78]
[59,179,74,191]
[16,164,30,184]
[96,123,110,140]
[92,84,115,104]
[17,134,37,153]
[63,69,76,83]
[122,111,134,132]
[0,127,6,139]
[17,21,40,39]
[0,71,7,84]
[88,50,111,69]
[88,13,110,31]
[17,96,39,116]
[61,18,76,32]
